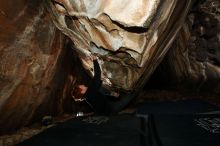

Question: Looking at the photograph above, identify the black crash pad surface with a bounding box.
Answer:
[17,100,220,146]
[154,114,220,146]
[137,100,220,114]
[16,115,149,146]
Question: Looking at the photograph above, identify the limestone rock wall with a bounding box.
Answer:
[48,0,192,91]
[167,0,220,92]
[0,0,74,134]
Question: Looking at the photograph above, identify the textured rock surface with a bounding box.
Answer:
[167,0,220,92]
[1,0,218,137]
[0,0,75,134]
[48,0,192,91]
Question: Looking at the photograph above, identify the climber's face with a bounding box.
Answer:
[48,0,189,91]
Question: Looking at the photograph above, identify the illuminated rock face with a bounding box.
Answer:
[48,0,192,91]
[0,0,74,134]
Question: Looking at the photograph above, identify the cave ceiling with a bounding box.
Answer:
[48,0,192,91]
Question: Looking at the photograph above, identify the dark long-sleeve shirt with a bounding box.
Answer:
[84,59,110,115]
[84,59,135,115]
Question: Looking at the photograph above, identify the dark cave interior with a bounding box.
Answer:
[0,0,219,146]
